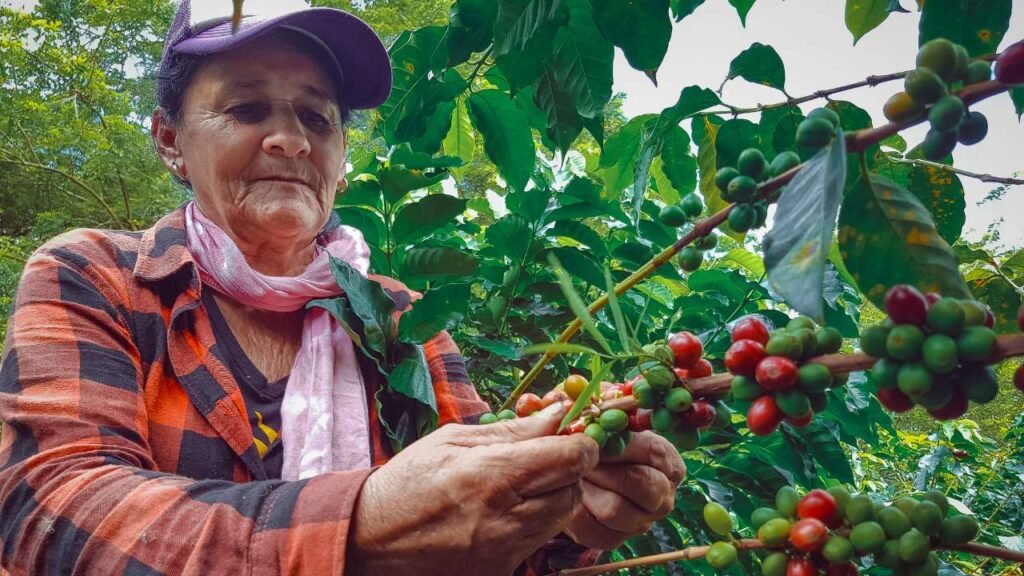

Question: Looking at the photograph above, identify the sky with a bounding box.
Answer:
[612,1,1024,250]
[5,0,1021,248]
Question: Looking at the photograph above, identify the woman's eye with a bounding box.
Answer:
[227,103,267,122]
[302,110,333,129]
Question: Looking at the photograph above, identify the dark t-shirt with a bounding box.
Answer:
[202,290,286,479]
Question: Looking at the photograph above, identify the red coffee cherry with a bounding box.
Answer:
[1015,365,1024,394]
[877,388,914,413]
[798,489,838,523]
[790,518,829,552]
[628,409,653,432]
[515,393,544,417]
[668,332,703,370]
[787,410,814,428]
[787,557,818,576]
[928,390,968,420]
[825,563,860,576]
[884,284,929,326]
[690,358,714,379]
[682,400,717,430]
[732,316,771,345]
[756,356,799,390]
[747,395,784,435]
[925,292,942,306]
[726,340,768,377]
[995,40,1024,85]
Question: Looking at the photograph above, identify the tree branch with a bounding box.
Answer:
[556,539,1024,576]
[556,540,764,576]
[710,69,911,117]
[890,157,1024,186]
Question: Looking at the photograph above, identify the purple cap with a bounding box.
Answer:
[160,0,392,110]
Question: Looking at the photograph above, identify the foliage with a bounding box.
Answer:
[0,0,1023,573]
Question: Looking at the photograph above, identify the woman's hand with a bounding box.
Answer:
[564,431,686,550]
[346,404,600,576]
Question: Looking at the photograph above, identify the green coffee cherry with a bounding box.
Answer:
[598,408,629,432]
[584,422,608,448]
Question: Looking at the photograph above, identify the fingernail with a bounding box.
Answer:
[540,402,565,417]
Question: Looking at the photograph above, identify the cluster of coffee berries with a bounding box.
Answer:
[713,147,789,233]
[702,502,740,569]
[631,332,726,450]
[727,315,844,435]
[796,107,842,154]
[861,285,999,419]
[883,38,992,160]
[678,232,719,273]
[996,40,1024,85]
[754,486,859,576]
[658,193,705,228]
[755,486,980,576]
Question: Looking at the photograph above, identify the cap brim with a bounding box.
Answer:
[173,8,391,110]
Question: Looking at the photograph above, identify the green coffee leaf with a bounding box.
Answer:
[845,0,890,45]
[398,283,471,344]
[592,0,673,74]
[446,0,499,66]
[726,43,786,92]
[468,90,536,192]
[838,174,970,308]
[919,0,1010,56]
[728,0,756,26]
[763,131,847,321]
[392,195,467,246]
[493,0,565,57]
[400,247,478,283]
[549,253,613,354]
[605,268,632,353]
[552,0,614,119]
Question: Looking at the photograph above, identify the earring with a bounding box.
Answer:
[338,177,349,193]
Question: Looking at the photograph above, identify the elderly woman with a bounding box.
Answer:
[0,1,685,574]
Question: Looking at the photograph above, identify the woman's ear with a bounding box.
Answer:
[151,108,185,178]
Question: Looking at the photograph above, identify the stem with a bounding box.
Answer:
[466,46,493,87]
[502,78,1013,409]
[889,158,1024,186]
[945,543,1024,564]
[558,540,1024,576]
[557,540,764,576]
[710,69,911,117]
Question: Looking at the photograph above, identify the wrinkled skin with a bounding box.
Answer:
[349,403,686,575]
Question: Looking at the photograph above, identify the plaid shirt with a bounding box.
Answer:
[0,207,598,575]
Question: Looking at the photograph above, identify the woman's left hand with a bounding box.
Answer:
[564,430,686,550]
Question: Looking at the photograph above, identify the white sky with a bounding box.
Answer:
[614,1,1024,250]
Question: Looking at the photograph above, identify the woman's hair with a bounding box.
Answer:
[156,28,353,125]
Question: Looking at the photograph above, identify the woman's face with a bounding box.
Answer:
[166,36,346,244]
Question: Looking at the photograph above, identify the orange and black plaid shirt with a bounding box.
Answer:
[0,207,598,575]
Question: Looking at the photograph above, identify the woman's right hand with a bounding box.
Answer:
[346,403,599,576]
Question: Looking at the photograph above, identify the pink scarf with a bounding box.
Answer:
[184,201,373,480]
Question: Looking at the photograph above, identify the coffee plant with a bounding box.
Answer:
[3,1,1024,575]
[318,0,1024,572]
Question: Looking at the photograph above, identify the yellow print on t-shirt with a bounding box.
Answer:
[252,410,281,458]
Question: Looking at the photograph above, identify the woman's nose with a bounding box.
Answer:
[262,110,311,158]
